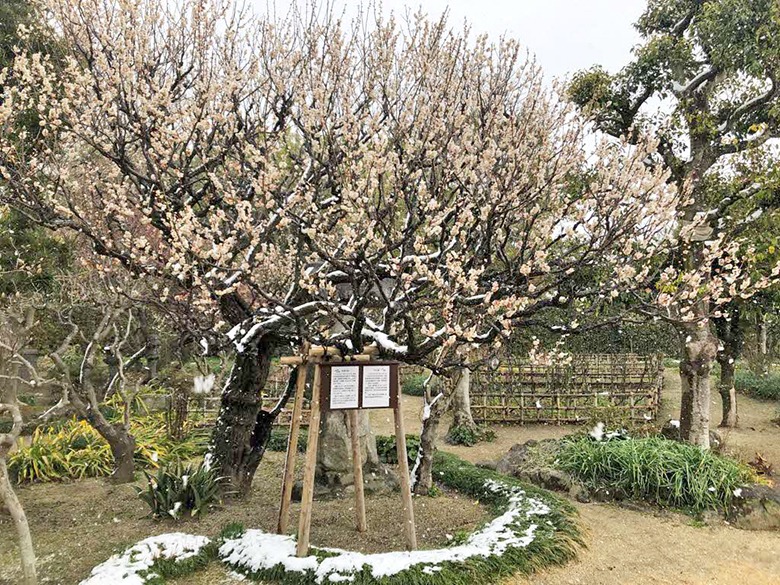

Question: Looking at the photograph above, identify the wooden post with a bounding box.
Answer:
[296,361,322,557]
[393,368,417,551]
[277,360,309,534]
[348,409,368,532]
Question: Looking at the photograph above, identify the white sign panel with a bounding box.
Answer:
[362,365,391,408]
[330,366,359,409]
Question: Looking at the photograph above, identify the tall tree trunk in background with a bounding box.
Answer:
[210,335,274,496]
[714,306,743,428]
[758,309,769,374]
[447,368,478,440]
[679,317,719,448]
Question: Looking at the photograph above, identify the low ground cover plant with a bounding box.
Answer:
[557,435,754,513]
[734,370,780,400]
[446,424,496,446]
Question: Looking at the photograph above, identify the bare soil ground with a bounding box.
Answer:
[0,452,487,585]
[3,368,779,584]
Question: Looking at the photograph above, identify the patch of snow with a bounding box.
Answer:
[669,419,680,428]
[361,327,408,354]
[193,374,216,395]
[221,480,551,584]
[589,422,605,441]
[80,533,210,585]
[733,488,743,498]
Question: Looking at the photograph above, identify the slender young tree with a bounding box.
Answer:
[569,0,780,447]
[0,308,37,585]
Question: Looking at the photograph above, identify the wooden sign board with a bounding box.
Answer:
[319,361,399,411]
[277,354,416,557]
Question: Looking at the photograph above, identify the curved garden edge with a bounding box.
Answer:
[78,453,583,585]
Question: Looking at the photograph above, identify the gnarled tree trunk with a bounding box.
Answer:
[210,335,274,496]
[413,372,460,495]
[679,321,719,449]
[447,368,477,440]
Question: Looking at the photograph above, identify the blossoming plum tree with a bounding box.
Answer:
[1,0,678,493]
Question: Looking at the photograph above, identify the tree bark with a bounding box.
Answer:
[447,368,477,439]
[106,430,137,483]
[413,374,458,495]
[679,321,719,449]
[0,402,36,585]
[209,335,274,496]
[714,306,742,428]
[717,358,738,428]
[0,459,36,585]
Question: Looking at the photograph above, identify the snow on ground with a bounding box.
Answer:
[79,533,211,585]
[220,479,551,584]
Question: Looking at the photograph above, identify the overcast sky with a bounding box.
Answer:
[254,1,647,80]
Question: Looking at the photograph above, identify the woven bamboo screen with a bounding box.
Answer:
[470,353,664,424]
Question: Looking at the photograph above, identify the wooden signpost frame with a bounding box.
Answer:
[276,346,417,557]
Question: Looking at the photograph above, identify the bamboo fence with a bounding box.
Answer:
[470,353,664,424]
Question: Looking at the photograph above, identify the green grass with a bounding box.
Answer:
[734,370,780,400]
[557,436,753,513]
[140,524,243,584]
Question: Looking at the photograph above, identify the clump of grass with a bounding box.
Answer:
[557,436,753,513]
[136,460,226,519]
[734,370,780,400]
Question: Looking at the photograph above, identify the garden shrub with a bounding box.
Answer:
[375,434,419,465]
[734,370,780,400]
[401,372,428,396]
[136,460,225,519]
[265,428,307,453]
[9,415,206,483]
[557,436,754,513]
[446,424,496,446]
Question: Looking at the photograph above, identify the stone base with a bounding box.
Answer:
[291,463,400,502]
[731,484,780,531]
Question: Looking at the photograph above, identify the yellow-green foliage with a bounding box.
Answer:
[9,415,206,483]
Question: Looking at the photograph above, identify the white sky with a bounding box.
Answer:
[253,1,647,80]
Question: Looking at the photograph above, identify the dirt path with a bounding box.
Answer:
[374,368,780,585]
